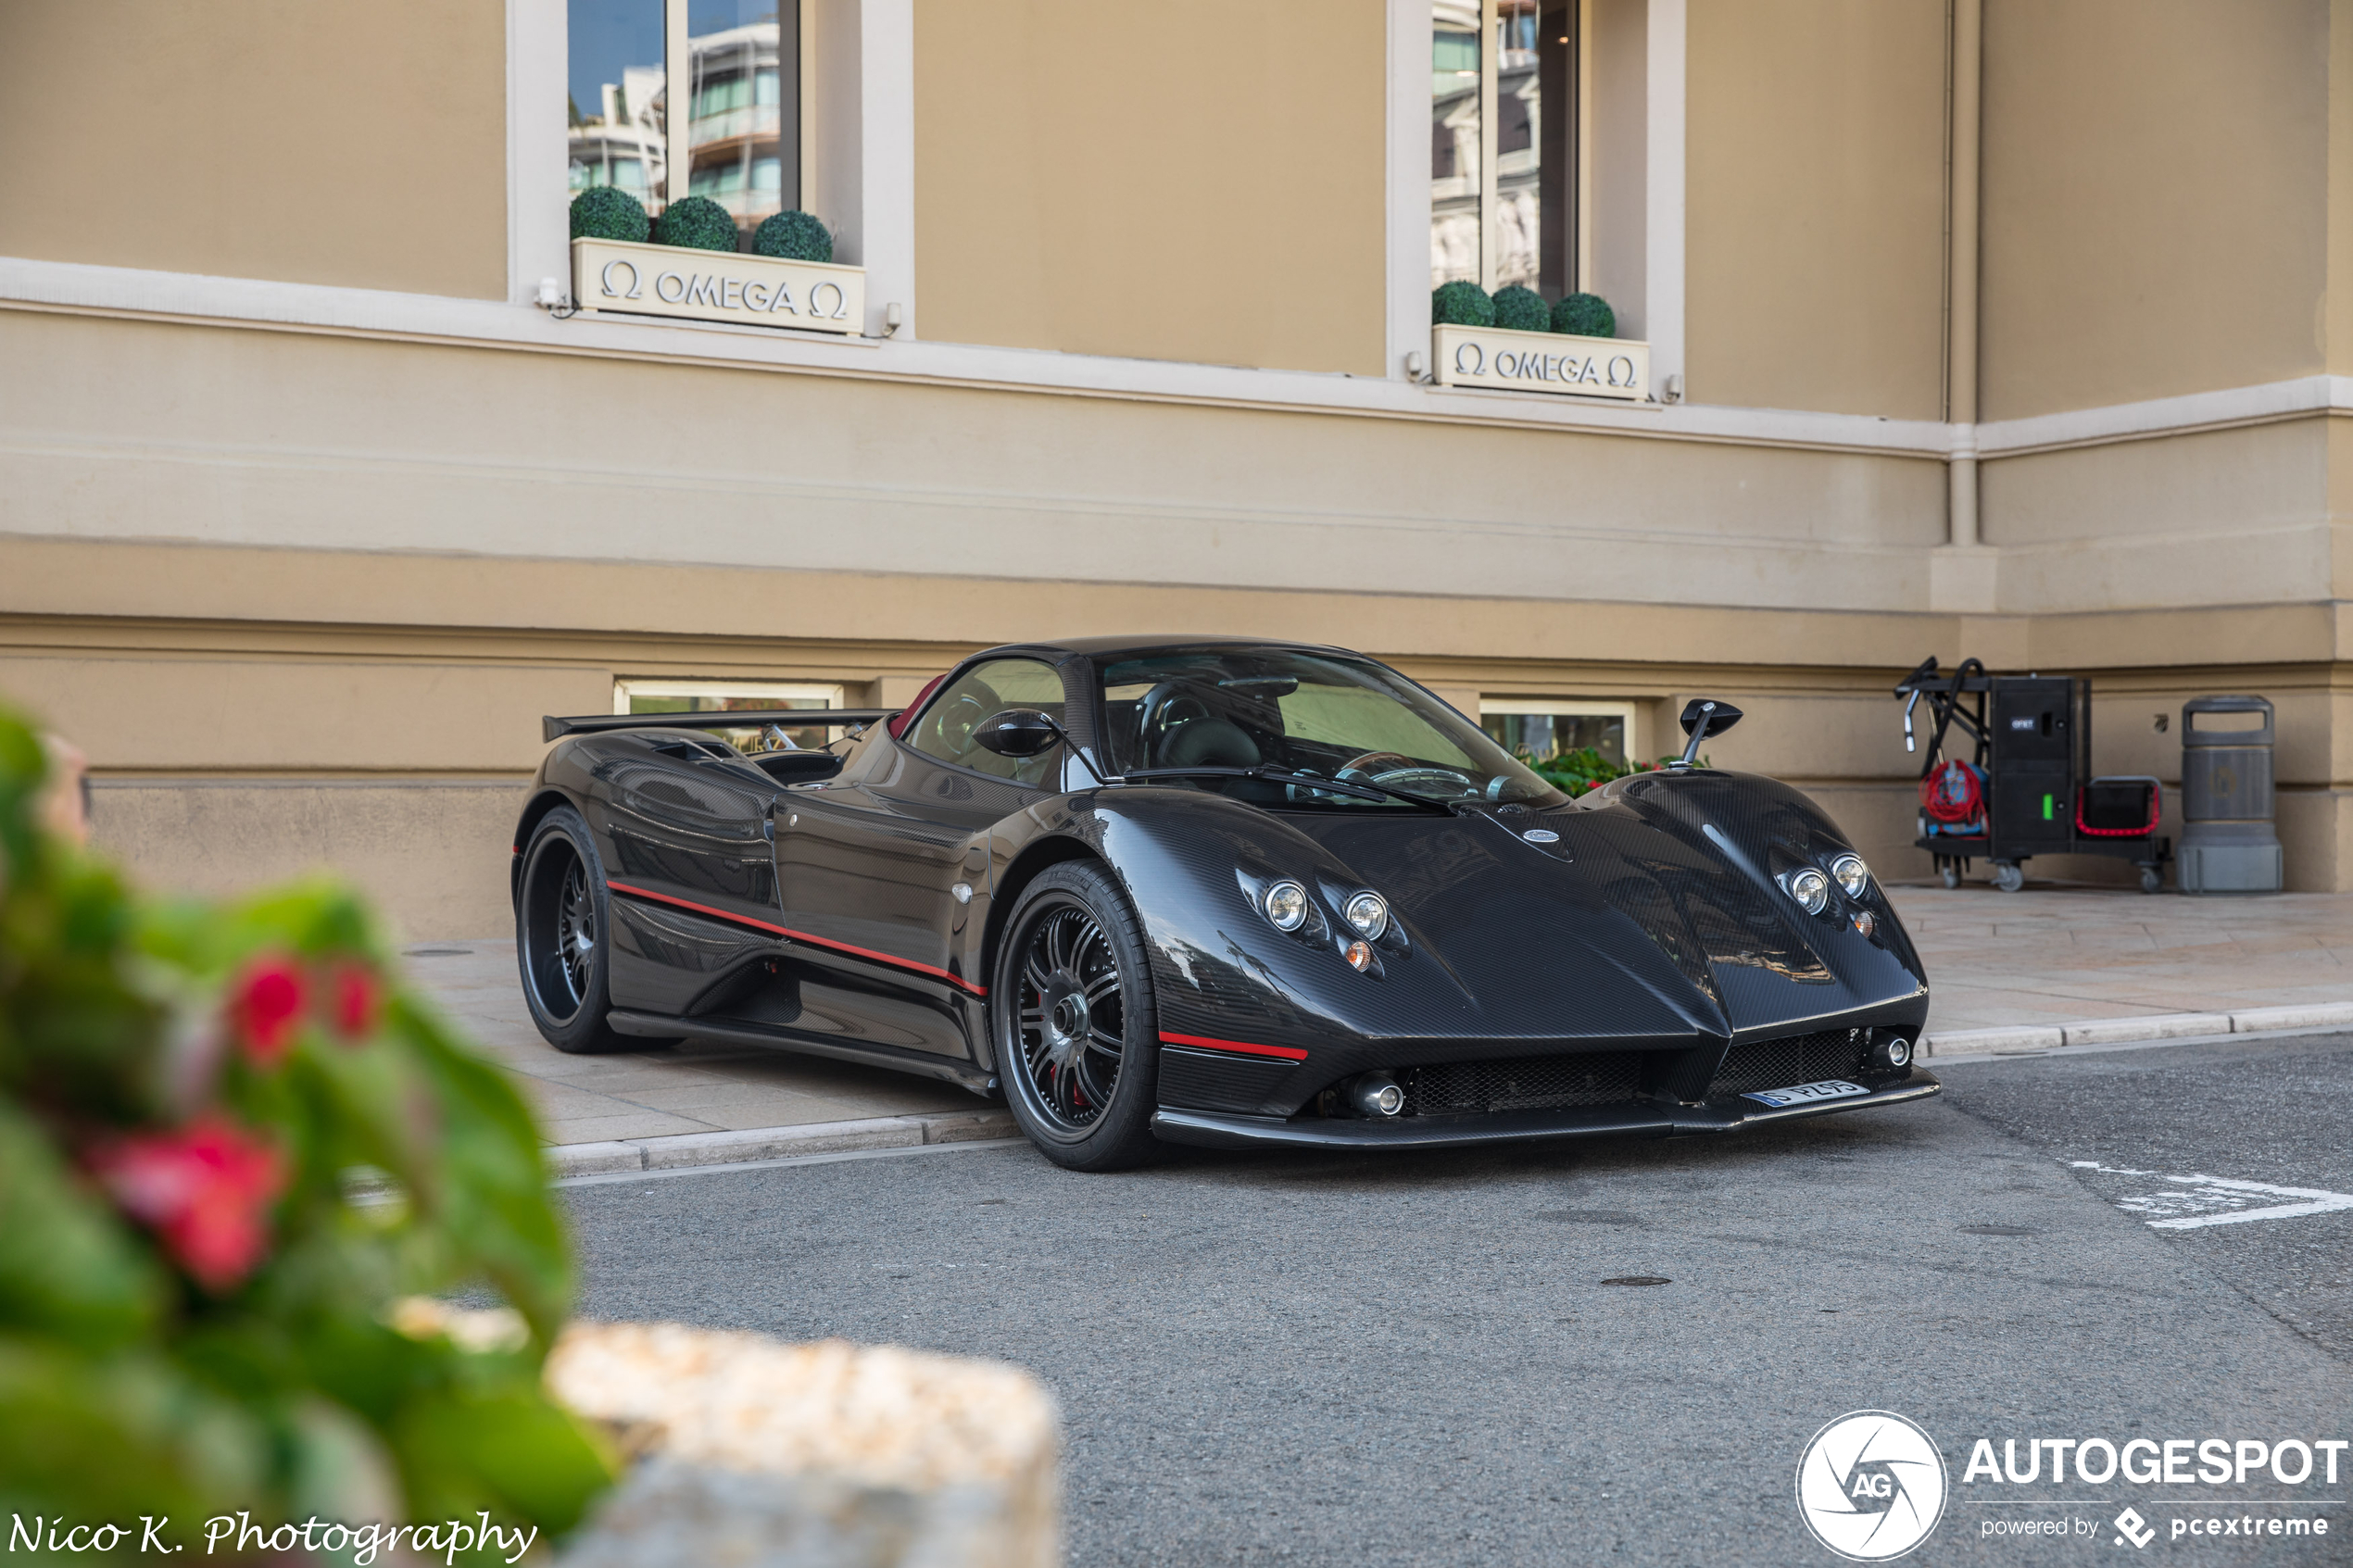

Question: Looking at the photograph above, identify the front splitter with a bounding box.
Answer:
[1150,1073,1942,1151]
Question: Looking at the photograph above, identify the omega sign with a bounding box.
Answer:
[1432,322,1649,402]
[569,237,865,335]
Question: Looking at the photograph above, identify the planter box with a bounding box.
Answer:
[572,236,866,335]
[1432,322,1649,402]
[548,1323,1060,1568]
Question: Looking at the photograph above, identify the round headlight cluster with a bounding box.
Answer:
[1343,891,1390,940]
[1783,867,1831,916]
[1263,880,1308,931]
[1831,853,1871,900]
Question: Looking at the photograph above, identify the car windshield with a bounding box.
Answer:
[1096,647,1563,809]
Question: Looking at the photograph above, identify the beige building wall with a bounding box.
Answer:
[912,0,1386,373]
[1684,0,1948,420]
[0,310,1947,617]
[1,0,2348,935]
[1979,0,2330,420]
[0,0,508,299]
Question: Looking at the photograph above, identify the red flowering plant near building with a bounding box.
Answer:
[0,708,614,1553]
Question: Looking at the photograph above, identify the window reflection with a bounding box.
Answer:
[1480,711,1625,769]
[567,0,802,242]
[686,1,798,240]
[1431,3,1481,287]
[1432,2,1578,301]
[569,0,668,206]
[1493,0,1540,292]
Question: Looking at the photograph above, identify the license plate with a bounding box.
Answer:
[1743,1078,1869,1109]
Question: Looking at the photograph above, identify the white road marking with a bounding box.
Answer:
[2070,1161,2353,1230]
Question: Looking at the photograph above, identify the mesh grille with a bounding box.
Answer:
[1706,1030,1870,1098]
[1403,1052,1644,1116]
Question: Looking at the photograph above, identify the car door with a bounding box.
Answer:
[770,657,1072,1060]
[594,733,785,1011]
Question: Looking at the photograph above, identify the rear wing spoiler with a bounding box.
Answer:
[542,709,900,744]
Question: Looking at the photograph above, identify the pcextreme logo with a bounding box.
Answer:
[1796,1411,1951,1561]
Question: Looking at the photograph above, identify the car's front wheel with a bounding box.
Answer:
[993,861,1164,1171]
[517,806,626,1053]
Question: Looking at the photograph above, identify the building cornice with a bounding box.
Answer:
[2,254,2344,463]
[1972,376,2353,458]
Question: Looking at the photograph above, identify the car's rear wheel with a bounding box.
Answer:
[517,806,627,1053]
[993,861,1163,1171]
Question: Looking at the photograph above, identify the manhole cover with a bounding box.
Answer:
[1601,1276,1671,1287]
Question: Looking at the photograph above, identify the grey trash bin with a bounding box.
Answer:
[2178,696,2283,894]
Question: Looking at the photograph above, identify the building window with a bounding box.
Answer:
[615,679,846,750]
[1479,698,1631,770]
[1432,1,1576,298]
[569,0,808,245]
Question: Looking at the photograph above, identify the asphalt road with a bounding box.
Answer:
[565,1033,2353,1566]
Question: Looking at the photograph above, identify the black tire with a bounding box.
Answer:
[992,861,1164,1172]
[516,806,628,1053]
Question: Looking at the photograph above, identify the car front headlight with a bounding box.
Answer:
[1830,852,1870,900]
[1263,880,1309,932]
[1782,867,1831,916]
[1342,891,1390,940]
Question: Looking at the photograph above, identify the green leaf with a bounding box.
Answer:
[0,1101,166,1348]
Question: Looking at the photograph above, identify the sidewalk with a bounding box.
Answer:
[406,885,2353,1173]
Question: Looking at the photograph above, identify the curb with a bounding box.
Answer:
[1923,1001,2353,1059]
[547,1108,1017,1179]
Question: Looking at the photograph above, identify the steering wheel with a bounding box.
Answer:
[1138,680,1217,762]
[926,684,1001,760]
[1336,750,1476,797]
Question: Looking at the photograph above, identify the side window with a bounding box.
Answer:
[903,659,1067,784]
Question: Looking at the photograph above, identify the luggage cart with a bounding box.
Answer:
[1894,657,2171,893]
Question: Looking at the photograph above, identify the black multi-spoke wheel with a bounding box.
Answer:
[517,806,625,1053]
[1017,904,1126,1127]
[995,862,1163,1170]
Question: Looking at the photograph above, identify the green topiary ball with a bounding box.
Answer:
[753,210,833,263]
[654,195,740,252]
[570,186,649,243]
[1491,285,1548,332]
[1431,280,1495,328]
[1552,292,1615,338]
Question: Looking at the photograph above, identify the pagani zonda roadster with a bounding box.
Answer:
[513,638,1937,1170]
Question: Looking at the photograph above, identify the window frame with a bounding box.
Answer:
[522,0,913,339]
[613,677,849,750]
[1478,696,1638,765]
[1388,0,1683,389]
[895,655,1073,788]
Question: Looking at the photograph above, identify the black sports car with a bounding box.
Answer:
[513,637,1937,1170]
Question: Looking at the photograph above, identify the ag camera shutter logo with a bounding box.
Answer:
[1795,1411,1949,1561]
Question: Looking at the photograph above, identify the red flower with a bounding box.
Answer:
[88,1117,285,1290]
[231,956,307,1065]
[327,964,382,1043]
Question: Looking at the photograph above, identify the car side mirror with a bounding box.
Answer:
[973,709,1063,759]
[1680,697,1743,738]
[1675,698,1743,768]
